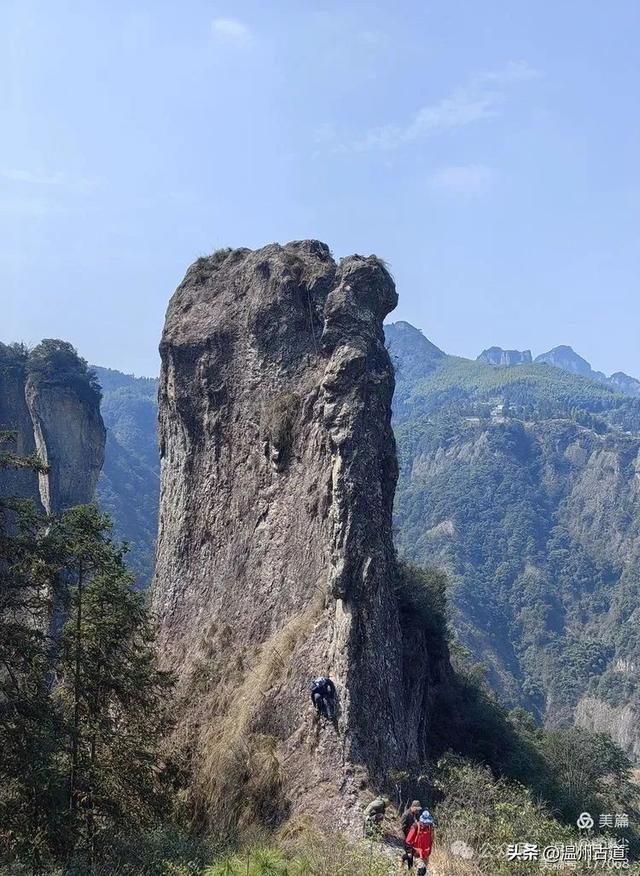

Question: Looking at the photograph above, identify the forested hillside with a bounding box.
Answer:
[88,327,640,757]
[94,367,159,586]
[387,321,640,757]
[3,332,640,872]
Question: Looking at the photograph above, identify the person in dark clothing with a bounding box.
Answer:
[400,800,423,868]
[401,800,422,837]
[309,676,336,720]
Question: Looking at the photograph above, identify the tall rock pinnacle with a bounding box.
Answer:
[153,241,435,829]
[0,341,105,515]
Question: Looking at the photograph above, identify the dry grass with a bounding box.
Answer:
[428,848,482,875]
[190,595,325,831]
[274,818,393,876]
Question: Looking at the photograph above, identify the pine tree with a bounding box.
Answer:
[0,439,67,871]
[53,505,173,863]
[1,437,173,871]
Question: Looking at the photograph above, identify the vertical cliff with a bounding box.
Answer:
[0,341,105,514]
[153,242,437,829]
[0,344,42,508]
[25,377,105,514]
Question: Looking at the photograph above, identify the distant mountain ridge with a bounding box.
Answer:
[93,366,159,586]
[470,340,640,398]
[386,320,640,761]
[535,344,596,377]
[47,326,640,759]
[534,345,640,398]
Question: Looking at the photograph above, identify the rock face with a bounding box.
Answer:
[153,242,439,828]
[0,345,42,508]
[575,697,640,762]
[535,345,593,375]
[477,346,532,366]
[608,371,640,398]
[385,321,445,375]
[25,378,105,514]
[0,342,105,514]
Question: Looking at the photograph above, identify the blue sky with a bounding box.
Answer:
[2,1,639,377]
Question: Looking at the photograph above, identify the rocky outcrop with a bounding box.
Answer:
[534,345,640,398]
[153,242,441,829]
[609,371,640,398]
[477,347,532,366]
[575,697,640,762]
[0,342,105,514]
[0,345,42,508]
[25,378,105,514]
[535,345,595,377]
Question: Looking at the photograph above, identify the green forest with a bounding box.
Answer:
[94,368,159,588]
[3,336,640,873]
[2,467,640,872]
[388,322,640,731]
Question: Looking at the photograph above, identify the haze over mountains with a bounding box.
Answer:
[91,320,640,762]
[387,320,640,759]
[94,366,159,585]
[476,339,640,398]
[3,294,640,871]
[6,319,639,759]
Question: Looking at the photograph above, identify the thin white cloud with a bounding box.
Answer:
[0,169,99,191]
[0,198,59,216]
[1,169,65,185]
[357,30,388,48]
[476,59,540,85]
[211,17,252,44]
[335,61,540,153]
[313,122,339,144]
[429,164,496,196]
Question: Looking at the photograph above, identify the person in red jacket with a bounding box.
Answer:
[405,810,434,874]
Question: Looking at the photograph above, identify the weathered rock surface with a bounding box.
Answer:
[575,697,640,762]
[153,242,441,829]
[0,345,42,508]
[535,345,595,377]
[0,343,105,514]
[25,378,105,514]
[477,346,532,366]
